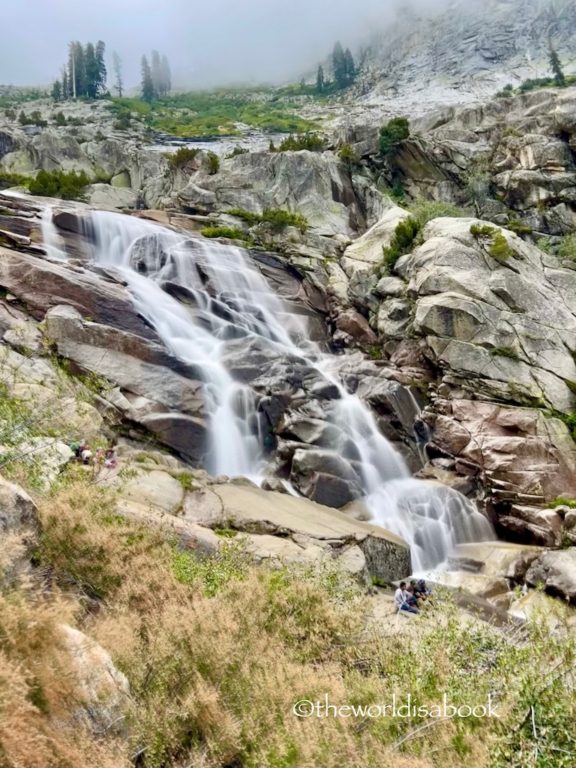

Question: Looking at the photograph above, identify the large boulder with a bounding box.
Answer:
[59,625,130,733]
[198,483,411,582]
[290,448,364,507]
[525,550,576,603]
[0,248,156,339]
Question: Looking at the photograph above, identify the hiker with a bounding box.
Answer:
[416,579,431,600]
[406,583,419,608]
[80,444,93,465]
[394,581,419,615]
[104,447,117,469]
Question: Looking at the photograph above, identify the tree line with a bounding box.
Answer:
[50,43,172,102]
[316,42,357,94]
[141,51,172,102]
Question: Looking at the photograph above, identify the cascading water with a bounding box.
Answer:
[40,206,68,261]
[53,209,494,570]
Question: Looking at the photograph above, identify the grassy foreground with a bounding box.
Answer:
[0,474,575,768]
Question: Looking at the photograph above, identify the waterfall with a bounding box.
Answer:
[40,206,67,261]
[48,209,494,570]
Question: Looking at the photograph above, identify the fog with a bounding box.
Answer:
[1,0,450,89]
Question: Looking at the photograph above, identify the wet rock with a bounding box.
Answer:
[290,448,364,507]
[0,248,156,339]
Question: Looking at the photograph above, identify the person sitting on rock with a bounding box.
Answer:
[80,444,93,465]
[416,579,431,600]
[406,583,419,608]
[394,582,419,614]
[104,447,117,469]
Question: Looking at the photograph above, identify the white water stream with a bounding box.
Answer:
[62,210,494,570]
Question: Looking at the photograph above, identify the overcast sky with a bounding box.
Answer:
[1,0,448,89]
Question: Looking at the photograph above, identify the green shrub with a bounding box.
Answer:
[226,146,248,158]
[338,143,360,167]
[410,200,468,226]
[549,496,576,509]
[18,109,47,127]
[168,146,200,170]
[0,171,30,190]
[200,226,251,241]
[496,84,514,98]
[379,117,410,156]
[207,150,220,174]
[276,133,325,152]
[470,223,497,238]
[29,169,90,201]
[226,207,308,233]
[261,208,308,233]
[53,111,67,126]
[557,233,576,261]
[227,208,262,225]
[491,346,520,361]
[489,232,514,261]
[507,219,532,236]
[382,217,421,273]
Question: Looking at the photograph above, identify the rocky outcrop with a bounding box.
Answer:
[339,215,576,539]
[0,475,39,584]
[177,150,385,237]
[0,247,156,339]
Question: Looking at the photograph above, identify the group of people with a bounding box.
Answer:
[394,579,431,615]
[70,440,118,470]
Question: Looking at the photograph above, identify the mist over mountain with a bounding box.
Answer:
[1,0,451,89]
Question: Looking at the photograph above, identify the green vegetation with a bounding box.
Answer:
[549,42,567,88]
[0,171,30,190]
[379,117,410,157]
[489,232,515,261]
[275,132,325,152]
[471,223,518,261]
[381,217,421,273]
[495,83,514,99]
[28,169,90,201]
[207,150,220,174]
[490,346,521,361]
[200,226,251,241]
[18,109,47,127]
[338,142,360,168]
[557,233,576,261]
[470,224,497,238]
[226,146,248,158]
[167,146,200,170]
[5,477,575,768]
[409,200,469,226]
[549,497,576,509]
[227,207,308,233]
[109,90,318,138]
[507,219,532,236]
[332,41,356,90]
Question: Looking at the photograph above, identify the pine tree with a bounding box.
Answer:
[316,65,325,93]
[344,48,356,85]
[68,41,86,98]
[549,41,566,87]
[61,70,69,100]
[160,55,172,96]
[112,52,123,98]
[332,42,347,89]
[151,50,162,98]
[85,43,99,99]
[51,80,62,101]
[141,55,155,102]
[95,41,107,96]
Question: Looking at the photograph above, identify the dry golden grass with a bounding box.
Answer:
[0,477,573,768]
